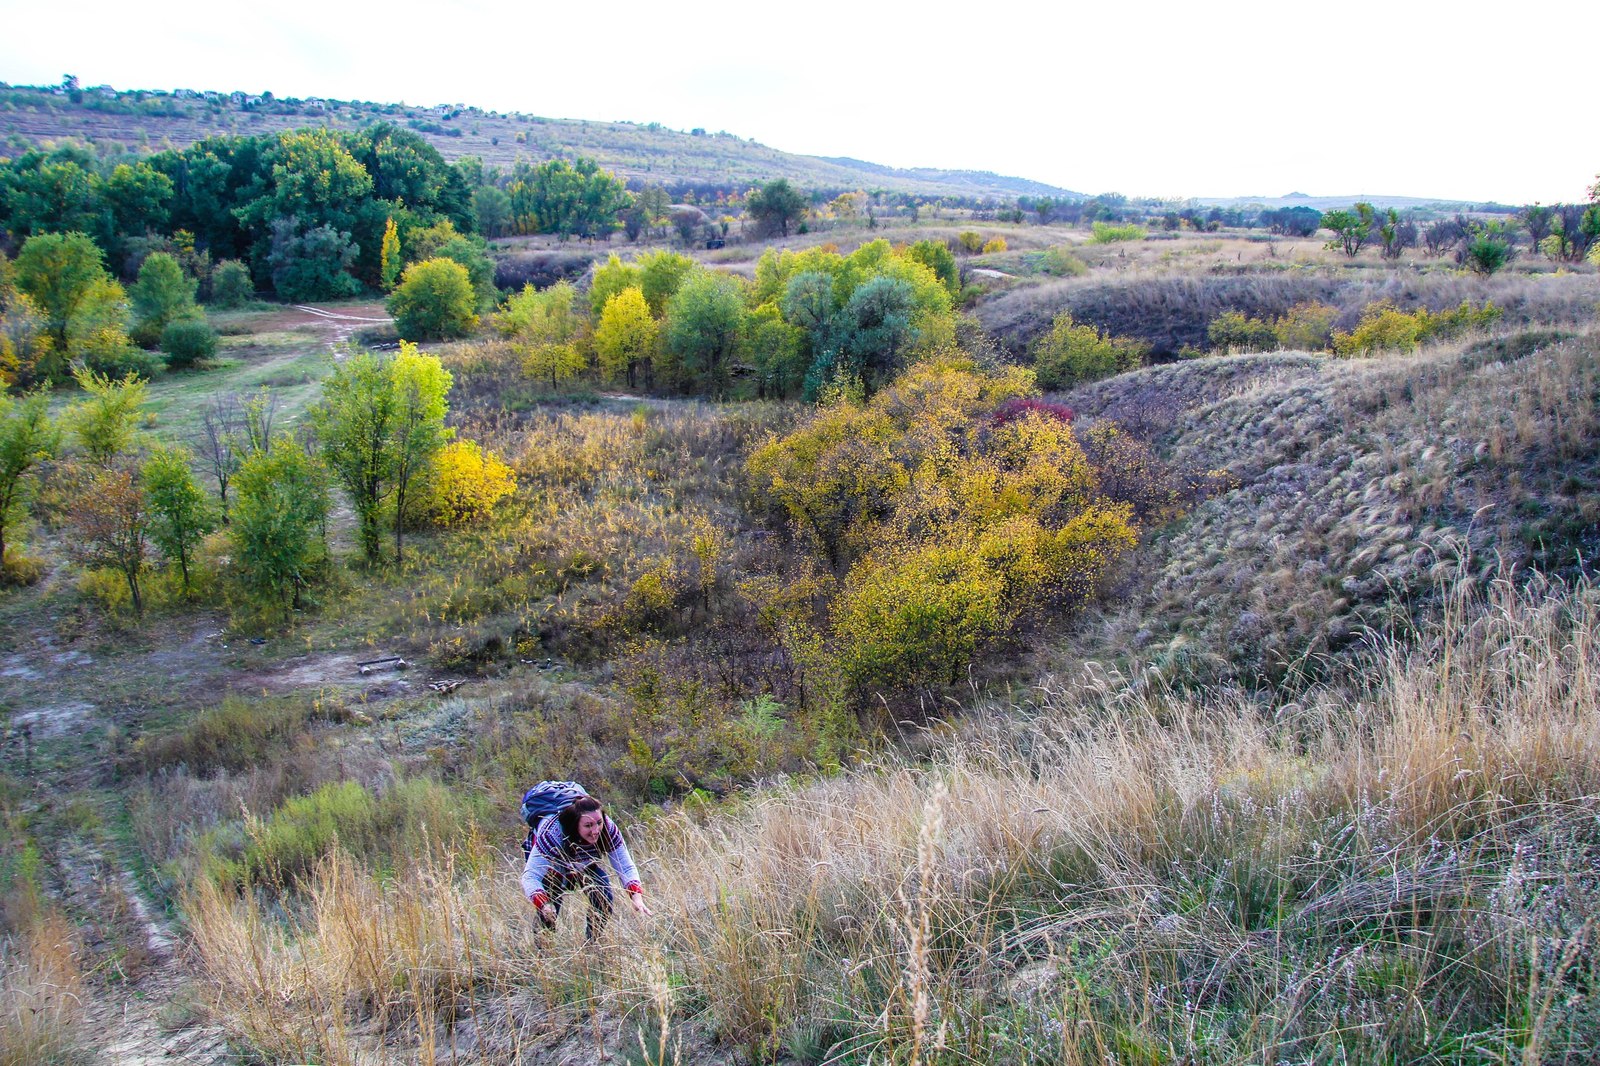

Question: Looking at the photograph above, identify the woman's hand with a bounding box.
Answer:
[538,902,558,926]
[630,892,653,917]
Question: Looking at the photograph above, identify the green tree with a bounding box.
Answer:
[230,437,331,613]
[664,271,746,397]
[1521,204,1553,254]
[1462,228,1513,274]
[499,281,586,388]
[589,254,641,316]
[267,217,363,303]
[1322,203,1376,257]
[903,239,960,298]
[0,388,59,572]
[746,179,807,238]
[12,231,131,382]
[129,252,198,346]
[101,161,174,246]
[388,344,453,562]
[594,287,657,387]
[833,275,915,390]
[311,350,399,565]
[431,235,497,312]
[143,445,217,595]
[472,186,512,239]
[388,258,478,341]
[208,260,254,308]
[636,250,696,317]
[69,367,147,465]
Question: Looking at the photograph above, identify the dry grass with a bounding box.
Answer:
[977,262,1600,356]
[180,572,1600,1063]
[0,910,87,1066]
[1059,328,1600,687]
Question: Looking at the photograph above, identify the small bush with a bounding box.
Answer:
[160,317,219,368]
[0,551,46,587]
[1030,311,1148,389]
[956,231,984,254]
[208,259,255,308]
[1041,245,1088,277]
[1090,221,1146,243]
[981,236,1008,254]
[202,777,481,893]
[136,695,325,775]
[1272,301,1339,351]
[1207,310,1278,353]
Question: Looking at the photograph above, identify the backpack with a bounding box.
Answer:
[519,780,588,858]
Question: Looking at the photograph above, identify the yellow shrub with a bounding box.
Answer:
[420,439,517,526]
[982,237,1008,253]
[833,542,1005,690]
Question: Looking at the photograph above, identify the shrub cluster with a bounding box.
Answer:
[749,358,1139,695]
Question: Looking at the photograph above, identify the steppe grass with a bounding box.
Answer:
[1065,329,1600,687]
[181,572,1600,1064]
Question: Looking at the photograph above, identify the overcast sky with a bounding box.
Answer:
[2,0,1594,205]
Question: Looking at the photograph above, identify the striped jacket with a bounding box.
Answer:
[520,813,642,907]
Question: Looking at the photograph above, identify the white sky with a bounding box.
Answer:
[2,0,1594,205]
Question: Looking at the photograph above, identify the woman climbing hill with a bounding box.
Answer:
[522,794,652,938]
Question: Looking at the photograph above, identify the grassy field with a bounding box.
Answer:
[2,218,1599,1063]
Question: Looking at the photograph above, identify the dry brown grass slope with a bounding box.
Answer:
[180,573,1600,1064]
[1056,327,1600,688]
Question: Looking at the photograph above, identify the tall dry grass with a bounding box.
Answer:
[0,910,87,1066]
[184,571,1600,1063]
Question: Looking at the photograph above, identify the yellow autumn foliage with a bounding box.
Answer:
[418,439,516,526]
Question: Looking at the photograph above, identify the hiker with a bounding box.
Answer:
[522,795,652,937]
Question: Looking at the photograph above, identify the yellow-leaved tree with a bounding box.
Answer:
[749,357,1138,696]
[593,286,657,387]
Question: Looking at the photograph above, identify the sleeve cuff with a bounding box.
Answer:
[530,891,549,908]
[626,882,643,895]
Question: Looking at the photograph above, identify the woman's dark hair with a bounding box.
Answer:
[558,795,603,841]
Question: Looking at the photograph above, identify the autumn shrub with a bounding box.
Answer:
[981,236,1008,254]
[1206,309,1278,353]
[411,438,516,526]
[1333,299,1501,356]
[388,257,479,341]
[1272,300,1339,351]
[957,231,984,254]
[1029,310,1147,389]
[1090,221,1146,243]
[1040,245,1089,277]
[751,358,1139,698]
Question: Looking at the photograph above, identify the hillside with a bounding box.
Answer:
[4,299,1598,1062]
[0,82,1080,200]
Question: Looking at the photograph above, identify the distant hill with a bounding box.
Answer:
[1194,192,1498,212]
[0,82,1079,201]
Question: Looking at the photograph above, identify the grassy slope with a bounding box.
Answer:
[141,328,1600,1063]
[0,84,1076,199]
[5,229,1600,1061]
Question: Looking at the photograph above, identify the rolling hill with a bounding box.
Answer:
[0,81,1081,200]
